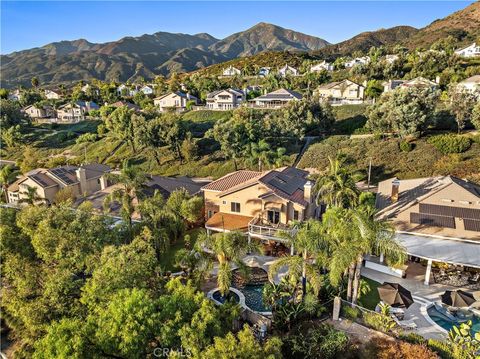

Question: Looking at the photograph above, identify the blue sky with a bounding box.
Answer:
[1,1,475,54]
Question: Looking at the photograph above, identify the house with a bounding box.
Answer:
[7,163,111,205]
[57,101,99,122]
[385,54,399,64]
[222,66,241,77]
[110,101,141,112]
[278,64,299,77]
[140,85,154,95]
[375,176,480,284]
[345,56,370,68]
[310,61,334,72]
[399,77,439,90]
[456,75,480,95]
[206,89,245,110]
[202,167,319,246]
[23,105,55,120]
[252,88,302,108]
[153,92,199,112]
[44,89,61,100]
[8,89,22,101]
[455,43,480,58]
[258,67,271,77]
[117,84,138,97]
[81,84,100,96]
[382,80,405,93]
[77,174,208,219]
[316,79,365,105]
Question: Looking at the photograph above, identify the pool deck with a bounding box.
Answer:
[361,265,480,340]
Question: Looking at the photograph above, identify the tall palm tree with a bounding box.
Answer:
[0,165,19,202]
[196,230,262,296]
[314,156,360,208]
[269,220,325,298]
[104,160,146,241]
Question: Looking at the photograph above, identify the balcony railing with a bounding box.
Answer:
[248,217,297,242]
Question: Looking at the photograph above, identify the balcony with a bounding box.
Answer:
[248,217,297,242]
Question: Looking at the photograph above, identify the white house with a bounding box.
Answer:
[457,75,480,96]
[45,89,61,100]
[23,105,55,120]
[252,88,302,108]
[8,89,22,101]
[117,84,138,97]
[154,92,199,112]
[57,101,99,123]
[310,61,334,72]
[455,43,480,58]
[140,85,154,95]
[345,56,370,68]
[385,54,399,64]
[278,64,299,77]
[222,66,241,77]
[206,89,245,110]
[258,67,271,77]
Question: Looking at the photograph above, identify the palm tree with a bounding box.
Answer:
[104,160,146,241]
[269,220,325,298]
[196,230,262,296]
[0,165,19,202]
[314,156,360,208]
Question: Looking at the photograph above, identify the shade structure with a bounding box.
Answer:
[377,282,414,309]
[440,290,476,308]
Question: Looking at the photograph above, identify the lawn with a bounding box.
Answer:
[158,228,204,272]
[358,277,381,310]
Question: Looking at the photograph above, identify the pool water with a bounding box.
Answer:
[212,290,240,304]
[427,306,480,334]
[236,284,271,313]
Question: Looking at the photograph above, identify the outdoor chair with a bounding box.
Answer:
[468,273,480,284]
[391,315,417,330]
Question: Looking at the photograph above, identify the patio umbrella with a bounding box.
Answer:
[441,290,476,308]
[377,282,414,309]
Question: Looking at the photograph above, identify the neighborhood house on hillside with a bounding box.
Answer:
[8,89,22,101]
[154,91,199,112]
[316,79,365,105]
[278,64,299,77]
[252,88,302,108]
[310,61,334,72]
[110,101,141,112]
[383,79,406,93]
[399,77,439,90]
[455,43,480,58]
[385,54,399,64]
[345,56,370,68]
[116,84,138,97]
[140,85,154,95]
[374,176,480,284]
[57,101,99,122]
[456,75,480,95]
[202,167,319,250]
[258,67,271,77]
[44,89,61,99]
[222,66,241,77]
[7,164,111,205]
[206,89,245,110]
[23,104,55,120]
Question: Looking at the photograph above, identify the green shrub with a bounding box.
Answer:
[399,141,413,152]
[399,332,426,345]
[426,339,455,359]
[342,305,360,320]
[76,132,98,144]
[427,134,471,154]
[363,311,396,333]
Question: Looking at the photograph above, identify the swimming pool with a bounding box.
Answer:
[427,306,480,334]
[237,284,271,313]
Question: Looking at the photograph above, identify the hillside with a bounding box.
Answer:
[404,1,480,49]
[0,23,329,88]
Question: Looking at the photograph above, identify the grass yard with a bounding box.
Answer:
[358,277,381,310]
[158,228,204,272]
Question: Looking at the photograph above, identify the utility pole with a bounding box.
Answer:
[367,159,372,191]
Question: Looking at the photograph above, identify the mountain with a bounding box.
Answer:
[0,23,329,88]
[314,26,419,57]
[402,1,480,49]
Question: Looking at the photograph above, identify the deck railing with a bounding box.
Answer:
[248,217,297,241]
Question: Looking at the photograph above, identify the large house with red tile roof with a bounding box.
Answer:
[201,167,319,245]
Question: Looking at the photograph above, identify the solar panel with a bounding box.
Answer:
[31,174,49,187]
[49,167,78,185]
[419,203,480,220]
[410,212,456,229]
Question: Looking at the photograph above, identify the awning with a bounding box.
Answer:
[396,233,480,268]
[205,212,253,232]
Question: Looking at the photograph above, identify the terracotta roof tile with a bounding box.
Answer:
[202,170,262,192]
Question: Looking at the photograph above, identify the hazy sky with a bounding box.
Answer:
[1,1,475,54]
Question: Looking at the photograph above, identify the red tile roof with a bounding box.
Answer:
[202,170,262,192]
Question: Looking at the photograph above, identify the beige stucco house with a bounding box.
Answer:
[252,88,302,108]
[57,101,99,122]
[154,92,199,112]
[206,89,245,110]
[44,89,61,100]
[202,167,318,244]
[316,79,365,105]
[7,164,110,205]
[457,75,480,96]
[23,105,55,120]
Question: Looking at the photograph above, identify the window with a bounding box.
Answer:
[231,202,241,213]
[222,200,227,205]
[207,210,213,219]
[267,210,280,224]
[293,210,299,221]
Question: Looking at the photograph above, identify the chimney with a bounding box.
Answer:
[76,167,88,195]
[99,175,108,190]
[391,179,400,203]
[304,181,313,203]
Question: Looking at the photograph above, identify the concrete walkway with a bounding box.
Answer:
[362,265,480,341]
